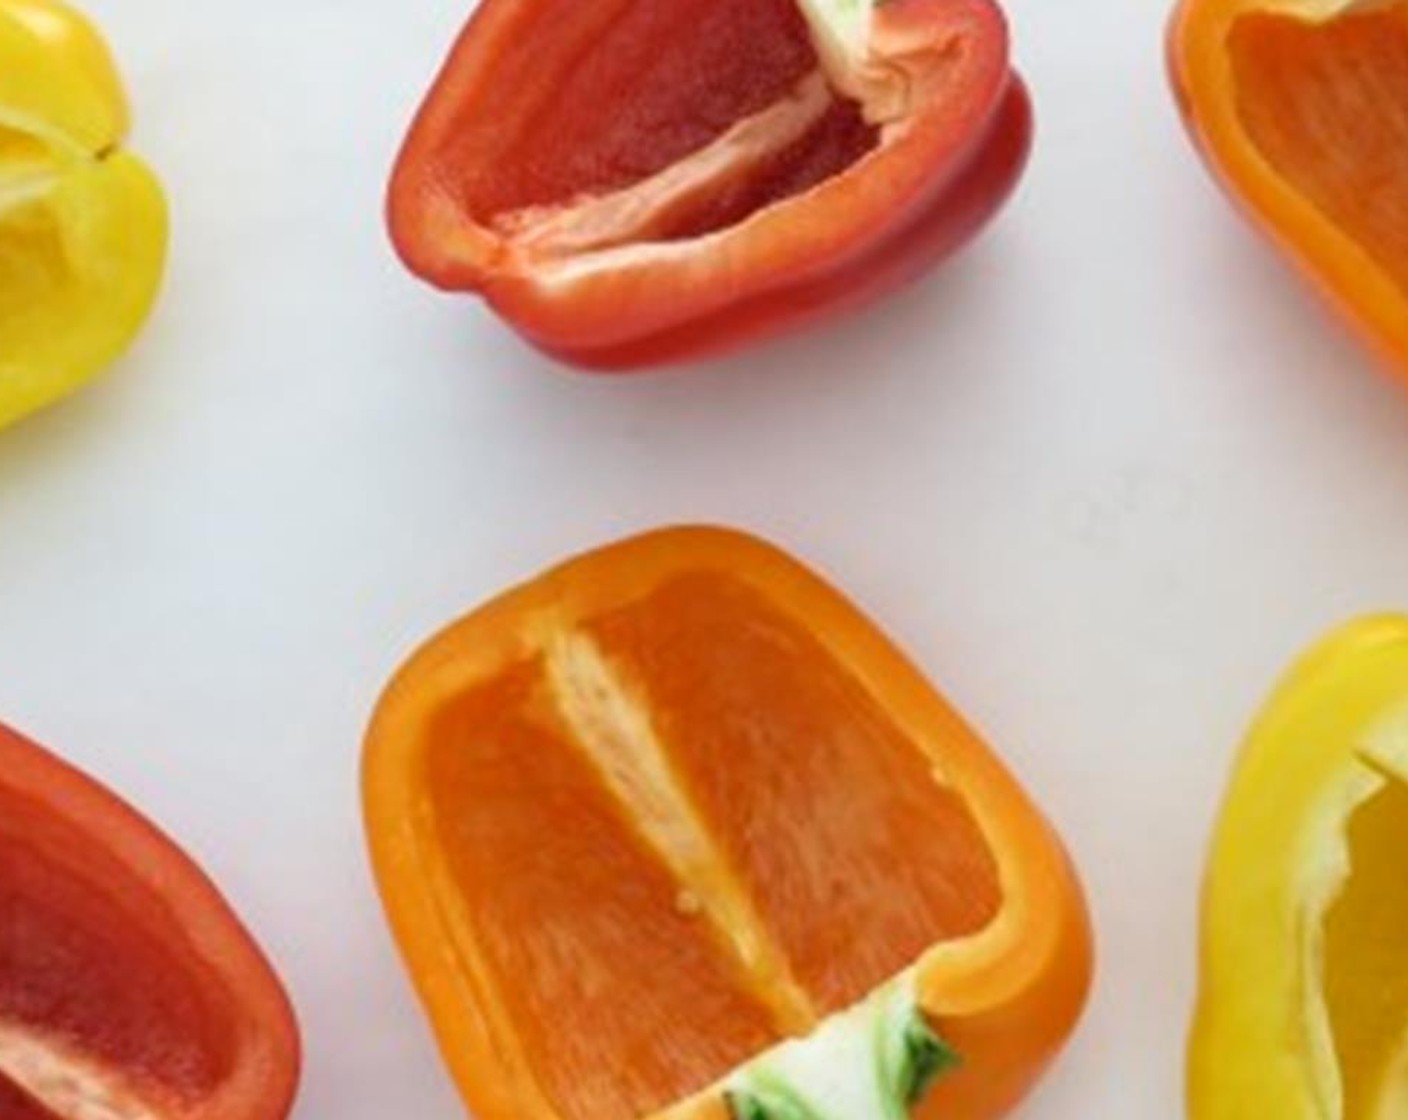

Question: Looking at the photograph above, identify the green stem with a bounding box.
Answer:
[726,973,960,1120]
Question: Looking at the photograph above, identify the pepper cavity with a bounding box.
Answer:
[389,0,1028,366]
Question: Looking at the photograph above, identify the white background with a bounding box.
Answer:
[3,1,1407,1116]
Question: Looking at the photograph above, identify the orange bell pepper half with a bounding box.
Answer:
[0,722,300,1119]
[1169,0,1408,377]
[363,527,1092,1120]
[387,0,1031,369]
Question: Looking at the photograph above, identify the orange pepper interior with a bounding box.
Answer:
[427,0,878,248]
[424,572,1001,1120]
[1227,2,1408,293]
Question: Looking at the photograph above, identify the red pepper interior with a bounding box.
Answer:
[0,1077,58,1119]
[1228,2,1408,292]
[424,572,1000,1120]
[0,794,238,1106]
[433,0,879,248]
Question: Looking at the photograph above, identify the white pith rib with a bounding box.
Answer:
[0,169,61,216]
[0,110,87,162]
[453,0,964,293]
[1,113,86,219]
[797,0,875,96]
[545,630,818,1035]
[498,71,833,260]
[488,0,919,272]
[0,1023,160,1120]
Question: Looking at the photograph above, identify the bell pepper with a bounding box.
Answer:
[363,527,1091,1120]
[388,0,1031,369]
[0,0,167,431]
[1190,616,1408,1119]
[1168,0,1408,378]
[0,722,300,1118]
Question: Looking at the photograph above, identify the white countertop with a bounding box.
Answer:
[4,1,1407,1116]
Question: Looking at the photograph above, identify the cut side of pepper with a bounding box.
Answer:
[0,722,300,1120]
[426,0,878,244]
[389,0,1031,368]
[1170,0,1408,378]
[1227,4,1408,294]
[1323,767,1408,1119]
[0,0,167,431]
[1189,616,1408,1120]
[364,527,1091,1120]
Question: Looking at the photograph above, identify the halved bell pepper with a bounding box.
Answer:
[0,722,300,1118]
[0,0,167,430]
[1169,0,1408,378]
[1190,616,1408,1118]
[363,527,1092,1120]
[388,0,1031,369]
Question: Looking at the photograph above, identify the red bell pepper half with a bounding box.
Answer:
[0,723,299,1120]
[388,0,1032,369]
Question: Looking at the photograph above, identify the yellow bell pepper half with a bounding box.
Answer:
[1190,616,1408,1120]
[0,0,166,431]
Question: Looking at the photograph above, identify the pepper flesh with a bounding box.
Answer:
[1189,616,1408,1119]
[1169,0,1408,379]
[0,0,166,430]
[0,722,300,1120]
[388,0,1031,369]
[363,527,1091,1120]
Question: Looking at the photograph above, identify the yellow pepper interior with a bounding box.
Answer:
[0,0,168,431]
[1227,2,1408,294]
[0,121,57,190]
[1323,769,1408,1118]
[0,124,70,326]
[0,111,164,429]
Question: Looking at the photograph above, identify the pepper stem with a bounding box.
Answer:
[725,972,959,1120]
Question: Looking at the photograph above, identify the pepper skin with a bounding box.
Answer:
[1169,0,1408,379]
[364,526,1091,1120]
[0,722,300,1119]
[388,0,1031,369]
[1190,617,1408,1119]
[0,0,167,430]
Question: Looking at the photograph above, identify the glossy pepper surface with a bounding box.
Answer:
[1190,617,1408,1119]
[0,722,300,1119]
[364,527,1091,1120]
[1169,0,1408,378]
[0,0,166,430]
[389,0,1031,369]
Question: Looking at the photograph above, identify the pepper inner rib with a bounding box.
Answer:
[1228,1,1408,292]
[0,123,76,331]
[544,630,819,1036]
[0,124,61,217]
[422,572,1001,1120]
[497,72,837,257]
[0,1024,164,1120]
[0,1073,63,1120]
[433,0,880,255]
